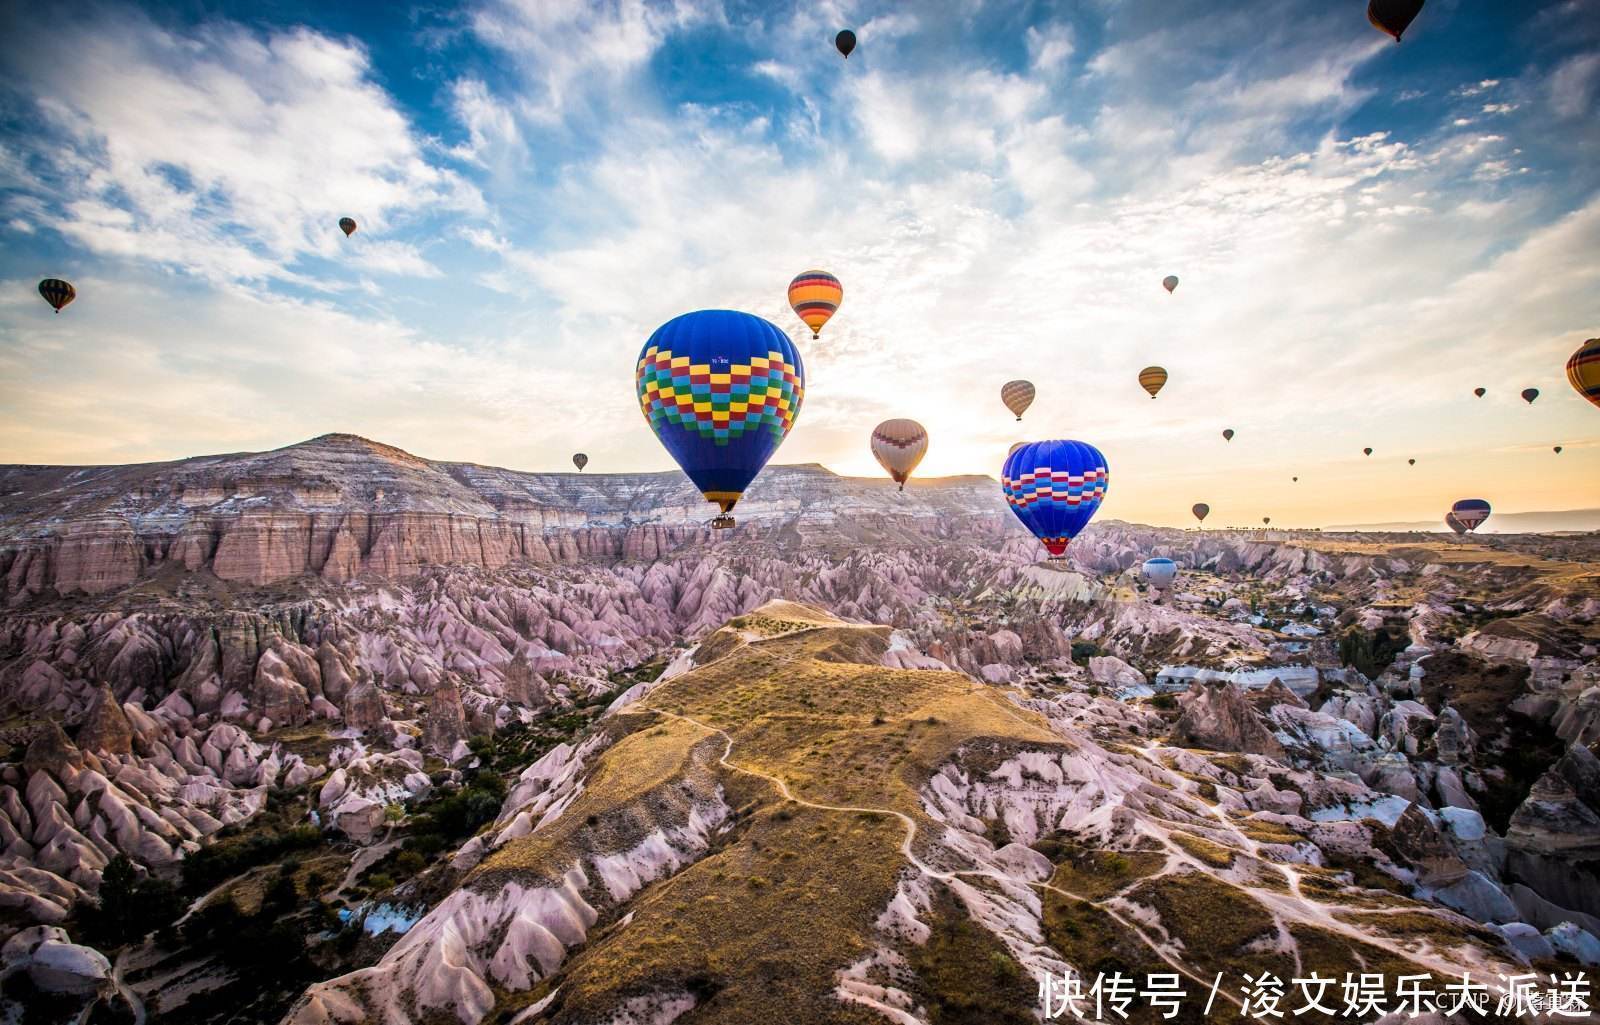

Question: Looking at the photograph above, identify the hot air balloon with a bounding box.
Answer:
[1363,447,1373,456]
[871,419,928,492]
[1138,366,1168,399]
[572,453,588,471]
[1521,388,1539,405]
[339,217,357,237]
[37,279,75,314]
[1445,512,1467,535]
[787,270,841,339]
[637,310,804,528]
[1568,338,1600,411]
[1002,380,1035,421]
[1008,442,1025,457]
[1408,458,1415,466]
[1222,429,1234,442]
[1451,498,1491,533]
[1001,440,1108,561]
[1554,446,1563,454]
[1162,275,1179,294]
[1292,476,1299,483]
[1263,517,1272,526]
[1192,503,1210,524]
[1142,557,1177,591]
[835,29,856,58]
[1368,0,1424,41]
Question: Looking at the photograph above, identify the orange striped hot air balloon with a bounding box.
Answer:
[1567,338,1600,411]
[787,270,842,339]
[1138,366,1168,398]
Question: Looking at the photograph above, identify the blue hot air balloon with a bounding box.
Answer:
[1142,557,1177,590]
[1450,498,1490,533]
[637,310,804,528]
[1001,440,1109,560]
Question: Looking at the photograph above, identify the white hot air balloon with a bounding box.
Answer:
[871,419,929,491]
[1142,557,1178,591]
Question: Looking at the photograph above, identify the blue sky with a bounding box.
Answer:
[1,0,1598,528]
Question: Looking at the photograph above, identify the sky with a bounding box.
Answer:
[1,0,1598,530]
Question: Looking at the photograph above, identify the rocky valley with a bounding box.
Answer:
[1,434,1598,1024]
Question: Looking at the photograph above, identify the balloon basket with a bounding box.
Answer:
[711,515,735,530]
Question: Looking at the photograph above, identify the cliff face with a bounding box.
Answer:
[0,434,1007,600]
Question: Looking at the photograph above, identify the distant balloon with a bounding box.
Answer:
[787,270,842,340]
[1192,503,1210,523]
[338,217,357,237]
[871,419,928,492]
[1002,440,1108,560]
[1368,0,1424,42]
[1142,557,1177,591]
[1408,458,1415,466]
[1002,380,1036,421]
[1292,476,1299,482]
[1162,275,1179,294]
[637,310,804,529]
[1451,498,1491,533]
[1568,338,1600,411]
[1008,442,1026,457]
[1519,388,1539,405]
[1444,511,1467,535]
[37,278,75,314]
[1364,448,1373,456]
[1262,517,1272,526]
[1222,429,1234,442]
[1474,387,1486,398]
[1554,445,1563,454]
[835,29,856,58]
[1138,366,1168,398]
[572,453,588,471]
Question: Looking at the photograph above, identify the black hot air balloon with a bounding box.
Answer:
[1521,388,1539,405]
[1408,458,1415,466]
[1192,503,1210,524]
[1474,387,1486,398]
[1368,0,1424,42]
[835,30,856,58]
[1554,446,1563,454]
[1262,517,1271,526]
[1363,447,1373,456]
[572,453,588,471]
[339,217,357,237]
[1222,429,1234,442]
[1292,476,1299,482]
[38,279,75,313]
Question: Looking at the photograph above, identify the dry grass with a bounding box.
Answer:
[1170,832,1234,869]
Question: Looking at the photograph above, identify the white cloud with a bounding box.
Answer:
[1,13,478,285]
[1026,22,1075,74]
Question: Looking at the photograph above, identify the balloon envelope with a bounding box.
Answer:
[37,278,75,313]
[1521,388,1539,404]
[787,270,841,339]
[1568,338,1600,411]
[835,29,856,57]
[1444,512,1467,535]
[1262,517,1271,525]
[1408,458,1415,466]
[1002,440,1108,559]
[572,453,588,471]
[1555,446,1563,454]
[338,217,357,237]
[1368,0,1424,41]
[637,310,804,526]
[871,419,928,490]
[1001,380,1035,420]
[1138,366,1168,398]
[1474,387,1486,398]
[1192,503,1210,523]
[1142,557,1177,590]
[1451,498,1491,532]
[1162,275,1179,294]
[1222,429,1234,442]
[1363,448,1373,456]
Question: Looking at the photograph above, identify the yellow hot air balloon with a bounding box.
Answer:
[1567,338,1600,411]
[787,270,842,339]
[870,419,928,491]
[1001,380,1035,420]
[1138,366,1168,398]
